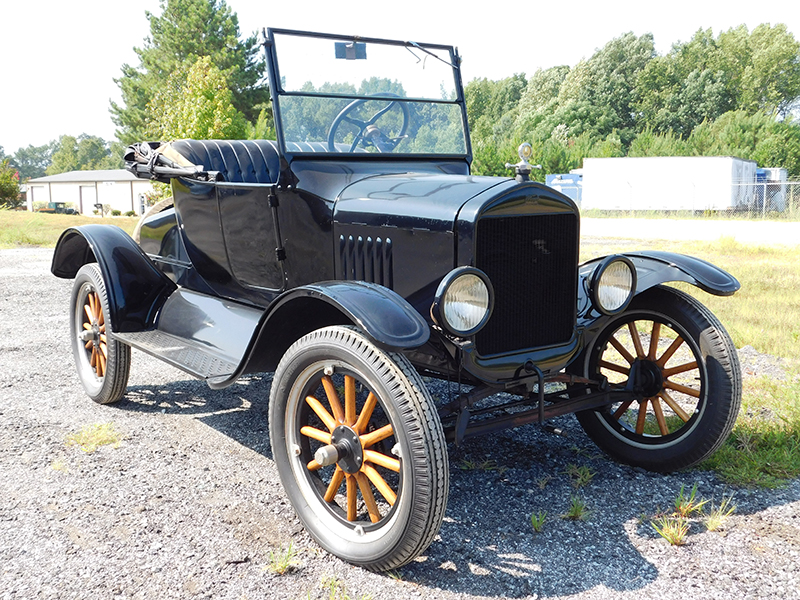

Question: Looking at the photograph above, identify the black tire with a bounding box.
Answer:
[575,286,741,472]
[70,263,131,404]
[269,326,448,571]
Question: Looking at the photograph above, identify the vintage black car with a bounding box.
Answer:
[52,28,742,571]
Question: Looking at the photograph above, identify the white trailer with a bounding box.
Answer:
[581,156,758,211]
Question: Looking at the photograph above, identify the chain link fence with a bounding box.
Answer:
[550,181,800,219]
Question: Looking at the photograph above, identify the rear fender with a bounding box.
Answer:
[51,225,177,332]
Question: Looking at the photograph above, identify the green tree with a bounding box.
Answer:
[10,141,58,179]
[46,135,120,176]
[0,160,21,208]
[112,0,267,143]
[146,55,248,140]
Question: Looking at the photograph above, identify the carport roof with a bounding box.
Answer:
[27,169,137,183]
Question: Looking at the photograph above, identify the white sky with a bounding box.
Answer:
[2,0,799,153]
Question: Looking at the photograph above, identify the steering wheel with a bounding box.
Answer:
[327,94,410,153]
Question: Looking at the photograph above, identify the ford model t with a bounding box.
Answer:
[52,28,741,570]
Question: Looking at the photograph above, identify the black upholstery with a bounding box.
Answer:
[170,139,281,184]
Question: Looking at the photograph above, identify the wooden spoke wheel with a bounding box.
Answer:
[575,286,741,472]
[269,326,448,571]
[70,264,130,404]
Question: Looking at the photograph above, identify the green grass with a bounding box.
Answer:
[263,542,300,575]
[66,423,124,453]
[651,515,689,546]
[0,210,139,249]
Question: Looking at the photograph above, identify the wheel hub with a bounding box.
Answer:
[636,359,665,397]
[314,425,364,475]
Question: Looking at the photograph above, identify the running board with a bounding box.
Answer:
[114,288,264,381]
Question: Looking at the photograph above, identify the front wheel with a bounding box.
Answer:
[575,286,741,472]
[269,326,448,571]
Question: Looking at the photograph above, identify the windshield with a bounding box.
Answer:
[267,29,469,157]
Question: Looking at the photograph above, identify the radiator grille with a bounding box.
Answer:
[339,235,393,287]
[475,213,578,356]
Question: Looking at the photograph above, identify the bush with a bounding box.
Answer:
[124,210,136,217]
[111,209,122,216]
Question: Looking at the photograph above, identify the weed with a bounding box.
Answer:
[530,510,547,532]
[651,515,689,546]
[564,464,596,488]
[319,576,371,600]
[536,475,552,490]
[673,483,709,518]
[50,459,69,472]
[705,495,736,532]
[65,423,123,453]
[264,542,300,575]
[458,458,508,475]
[561,494,590,521]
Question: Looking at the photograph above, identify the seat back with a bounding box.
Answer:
[170,139,281,184]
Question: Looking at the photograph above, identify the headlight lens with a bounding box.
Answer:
[592,257,636,315]
[433,268,493,336]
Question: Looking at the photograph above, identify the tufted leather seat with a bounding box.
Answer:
[170,139,281,184]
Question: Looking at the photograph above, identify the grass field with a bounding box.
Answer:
[0,210,138,249]
[3,210,797,487]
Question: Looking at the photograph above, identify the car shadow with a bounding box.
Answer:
[111,376,797,599]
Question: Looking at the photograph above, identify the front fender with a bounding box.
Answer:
[579,251,739,316]
[213,280,431,388]
[51,225,177,332]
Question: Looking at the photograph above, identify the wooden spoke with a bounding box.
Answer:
[87,292,96,316]
[304,395,337,432]
[344,375,356,426]
[362,463,397,506]
[90,347,97,368]
[651,397,669,435]
[658,390,691,422]
[353,392,377,435]
[97,350,106,378]
[664,380,701,398]
[656,336,685,368]
[648,322,662,360]
[99,334,107,344]
[97,304,104,325]
[662,361,698,377]
[598,359,630,376]
[300,425,332,444]
[364,449,400,472]
[635,399,649,435]
[609,334,636,365]
[99,342,108,359]
[360,423,394,448]
[323,467,344,502]
[356,472,382,523]
[84,340,93,350]
[628,322,646,358]
[612,398,635,420]
[306,459,323,471]
[346,474,357,521]
[84,303,94,323]
[321,375,345,423]
[83,322,92,330]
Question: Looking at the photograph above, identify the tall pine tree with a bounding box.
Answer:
[111,0,268,143]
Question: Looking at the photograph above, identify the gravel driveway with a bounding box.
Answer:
[1,248,798,600]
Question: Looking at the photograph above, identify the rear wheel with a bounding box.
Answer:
[269,326,448,571]
[70,263,131,404]
[576,286,741,472]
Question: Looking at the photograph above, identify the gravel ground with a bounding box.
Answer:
[1,247,798,600]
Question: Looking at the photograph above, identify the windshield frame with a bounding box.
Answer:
[263,27,473,164]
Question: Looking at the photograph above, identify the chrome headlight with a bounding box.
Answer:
[591,256,636,315]
[432,267,494,337]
